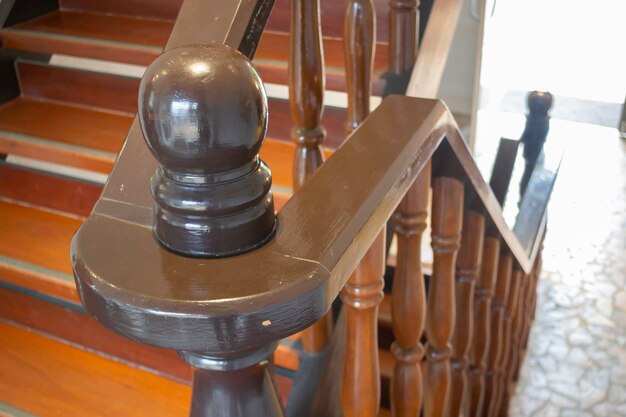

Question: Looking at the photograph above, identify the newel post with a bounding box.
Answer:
[138,43,282,417]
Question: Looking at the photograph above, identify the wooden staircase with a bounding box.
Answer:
[0,0,398,415]
[0,1,554,416]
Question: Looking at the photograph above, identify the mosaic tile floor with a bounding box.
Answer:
[508,123,626,416]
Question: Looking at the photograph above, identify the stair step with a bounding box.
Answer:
[0,97,132,173]
[60,0,183,22]
[1,7,389,93]
[17,60,138,114]
[0,162,101,218]
[0,97,334,185]
[0,322,190,416]
[3,61,343,177]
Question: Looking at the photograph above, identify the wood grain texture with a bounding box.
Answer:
[424,177,464,417]
[449,211,484,417]
[388,0,419,75]
[0,200,80,275]
[17,61,138,114]
[467,237,500,417]
[344,0,376,132]
[389,162,430,417]
[0,163,101,218]
[0,322,190,417]
[493,268,522,416]
[341,232,386,417]
[499,270,528,416]
[483,254,512,417]
[289,0,332,354]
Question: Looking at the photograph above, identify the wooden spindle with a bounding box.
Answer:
[341,232,386,417]
[390,162,431,417]
[341,3,379,416]
[388,0,419,75]
[289,0,332,354]
[494,268,522,416]
[344,0,376,132]
[500,271,529,416]
[424,177,464,417]
[467,237,501,417]
[448,211,485,417]
[483,254,512,417]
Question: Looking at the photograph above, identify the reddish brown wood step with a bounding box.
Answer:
[1,9,388,92]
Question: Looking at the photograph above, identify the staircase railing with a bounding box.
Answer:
[70,0,555,416]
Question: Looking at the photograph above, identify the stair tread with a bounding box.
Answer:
[1,9,388,90]
[0,199,79,276]
[0,97,132,156]
[6,10,170,49]
[0,321,190,417]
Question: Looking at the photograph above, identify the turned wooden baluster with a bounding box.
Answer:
[341,2,380,416]
[289,0,331,354]
[341,232,386,417]
[424,177,464,417]
[390,162,430,417]
[518,252,542,374]
[388,0,419,75]
[494,267,522,416]
[344,0,376,132]
[467,237,501,417]
[483,253,512,417]
[499,270,529,416]
[449,211,485,417]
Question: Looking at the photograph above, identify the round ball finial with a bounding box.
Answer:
[138,44,276,257]
[527,91,553,116]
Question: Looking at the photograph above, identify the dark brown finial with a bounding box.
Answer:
[519,91,553,198]
[138,43,276,257]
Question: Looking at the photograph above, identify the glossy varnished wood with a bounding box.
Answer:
[289,0,331,354]
[0,200,80,276]
[424,177,464,417]
[0,322,190,417]
[483,254,512,417]
[467,237,500,417]
[389,163,430,417]
[17,61,138,114]
[388,0,419,75]
[341,232,386,417]
[344,0,376,132]
[449,211,484,417]
[0,163,101,218]
[493,268,521,416]
[0,97,132,172]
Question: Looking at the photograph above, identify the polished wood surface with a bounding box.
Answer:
[289,0,332,354]
[424,177,464,417]
[483,254,512,417]
[341,231,386,417]
[18,61,138,114]
[494,267,521,416]
[0,163,101,218]
[388,0,419,75]
[344,0,376,132]
[0,200,80,275]
[390,162,430,417]
[467,237,500,417]
[500,270,528,415]
[0,322,190,417]
[449,211,485,417]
